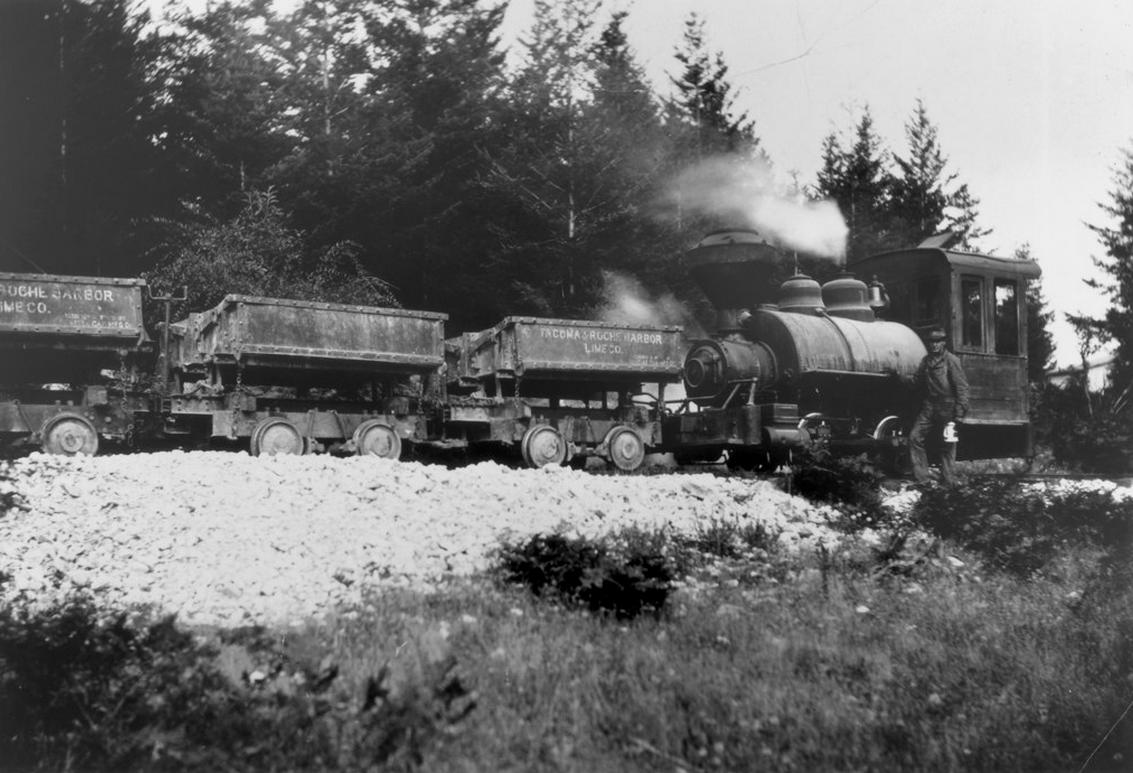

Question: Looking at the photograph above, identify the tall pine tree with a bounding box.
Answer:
[1081,145,1133,391]
[158,0,291,217]
[1015,244,1055,382]
[814,106,892,261]
[665,13,760,159]
[481,0,608,318]
[888,99,953,246]
[0,0,179,276]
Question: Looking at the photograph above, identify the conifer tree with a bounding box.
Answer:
[665,13,761,159]
[1081,146,1133,391]
[814,106,892,261]
[1016,244,1055,382]
[159,0,290,216]
[0,0,178,276]
[888,99,954,246]
[482,0,608,317]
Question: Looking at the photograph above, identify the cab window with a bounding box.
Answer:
[913,275,940,326]
[994,279,1019,355]
[960,276,984,349]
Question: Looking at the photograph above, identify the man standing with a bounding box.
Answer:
[909,327,970,484]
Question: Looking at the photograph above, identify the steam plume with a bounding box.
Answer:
[598,271,705,338]
[665,156,849,261]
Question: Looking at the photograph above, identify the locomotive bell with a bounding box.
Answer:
[776,273,825,315]
[821,272,875,321]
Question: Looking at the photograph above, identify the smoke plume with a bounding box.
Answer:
[665,156,849,261]
[597,271,705,339]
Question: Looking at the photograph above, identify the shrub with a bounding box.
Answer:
[0,465,24,516]
[1035,382,1133,475]
[0,592,474,771]
[495,531,676,619]
[790,449,892,531]
[671,516,780,561]
[911,478,1133,576]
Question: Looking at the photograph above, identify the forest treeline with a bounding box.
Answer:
[0,0,1008,330]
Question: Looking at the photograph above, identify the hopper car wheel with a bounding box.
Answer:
[354,420,403,460]
[41,414,99,456]
[604,425,646,472]
[521,425,567,469]
[250,418,306,457]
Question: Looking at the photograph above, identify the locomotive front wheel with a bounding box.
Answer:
[250,417,306,457]
[521,425,567,469]
[604,425,646,472]
[872,415,908,475]
[41,414,99,456]
[353,420,403,460]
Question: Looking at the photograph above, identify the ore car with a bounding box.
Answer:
[663,229,1041,469]
[0,273,152,455]
[443,316,685,470]
[161,295,448,458]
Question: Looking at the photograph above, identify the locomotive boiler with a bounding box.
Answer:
[664,230,926,469]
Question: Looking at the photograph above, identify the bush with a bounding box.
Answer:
[790,449,891,531]
[0,593,474,771]
[1034,381,1133,475]
[495,531,676,619]
[912,478,1133,576]
[0,465,23,516]
[671,515,780,561]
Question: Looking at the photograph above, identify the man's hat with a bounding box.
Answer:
[925,327,947,341]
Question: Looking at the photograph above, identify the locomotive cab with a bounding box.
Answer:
[849,238,1042,459]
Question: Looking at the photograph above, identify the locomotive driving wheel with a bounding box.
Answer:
[250,417,306,456]
[41,413,99,456]
[353,419,403,460]
[520,425,567,469]
[872,415,908,474]
[603,425,646,472]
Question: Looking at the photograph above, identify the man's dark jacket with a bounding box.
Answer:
[914,350,970,422]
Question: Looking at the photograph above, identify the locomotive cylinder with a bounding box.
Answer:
[683,337,776,403]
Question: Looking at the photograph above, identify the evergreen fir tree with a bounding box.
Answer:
[888,99,954,246]
[814,106,892,261]
[665,13,762,159]
[0,0,180,276]
[1082,146,1133,391]
[1016,244,1055,382]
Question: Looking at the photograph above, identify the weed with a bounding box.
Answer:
[676,515,780,560]
[912,478,1133,576]
[0,465,23,517]
[0,591,475,772]
[495,531,676,619]
[790,449,894,531]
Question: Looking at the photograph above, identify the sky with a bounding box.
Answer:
[501,0,1133,368]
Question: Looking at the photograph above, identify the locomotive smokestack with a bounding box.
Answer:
[686,229,780,333]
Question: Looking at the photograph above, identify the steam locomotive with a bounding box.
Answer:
[664,229,1040,470]
[0,228,1040,472]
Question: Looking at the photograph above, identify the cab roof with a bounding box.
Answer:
[849,246,1042,280]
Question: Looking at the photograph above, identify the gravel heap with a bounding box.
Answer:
[0,452,841,628]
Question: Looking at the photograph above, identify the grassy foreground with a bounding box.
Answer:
[2,544,1130,772]
[2,469,1132,772]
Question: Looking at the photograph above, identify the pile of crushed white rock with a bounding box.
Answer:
[0,452,845,628]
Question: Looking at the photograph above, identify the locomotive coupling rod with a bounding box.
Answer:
[148,285,188,390]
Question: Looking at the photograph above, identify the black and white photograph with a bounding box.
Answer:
[0,0,1131,770]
